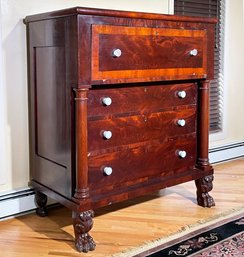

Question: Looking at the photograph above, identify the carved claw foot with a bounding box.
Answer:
[73,210,96,252]
[35,191,48,217]
[195,175,215,208]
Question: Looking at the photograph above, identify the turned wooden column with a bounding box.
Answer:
[195,80,215,207]
[196,80,211,170]
[73,88,89,199]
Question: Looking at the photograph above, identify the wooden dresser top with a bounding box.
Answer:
[24,6,217,24]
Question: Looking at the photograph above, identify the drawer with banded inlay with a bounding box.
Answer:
[91,25,207,83]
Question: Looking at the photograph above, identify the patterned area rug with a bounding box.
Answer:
[110,208,244,257]
[142,214,244,257]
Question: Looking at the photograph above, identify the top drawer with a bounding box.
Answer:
[91,25,207,83]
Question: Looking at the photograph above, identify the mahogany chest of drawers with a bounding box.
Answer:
[24,7,216,252]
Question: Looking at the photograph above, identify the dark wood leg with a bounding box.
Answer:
[72,210,96,252]
[35,191,48,217]
[195,175,215,208]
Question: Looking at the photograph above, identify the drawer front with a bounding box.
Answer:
[88,135,196,189]
[88,107,196,152]
[91,25,207,83]
[88,83,197,118]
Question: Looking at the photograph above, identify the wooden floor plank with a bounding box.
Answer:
[0,158,243,257]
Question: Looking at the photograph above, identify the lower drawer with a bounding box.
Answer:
[88,107,196,152]
[88,134,196,190]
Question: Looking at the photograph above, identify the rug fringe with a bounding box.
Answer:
[108,206,244,257]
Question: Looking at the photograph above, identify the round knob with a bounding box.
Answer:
[112,48,122,58]
[102,97,112,106]
[102,130,112,140]
[190,49,198,56]
[103,166,113,176]
[178,150,187,158]
[177,119,186,127]
[177,91,187,99]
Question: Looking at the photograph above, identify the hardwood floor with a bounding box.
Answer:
[0,158,243,257]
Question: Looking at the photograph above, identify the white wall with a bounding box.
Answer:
[0,1,7,186]
[1,0,244,194]
[210,0,244,148]
[0,0,172,193]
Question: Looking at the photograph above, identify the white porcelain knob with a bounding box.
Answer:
[190,49,198,56]
[103,166,113,176]
[112,48,122,58]
[177,119,186,127]
[178,150,187,158]
[102,97,112,106]
[103,130,112,140]
[177,91,187,99]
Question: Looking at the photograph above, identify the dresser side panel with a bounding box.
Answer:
[27,18,74,198]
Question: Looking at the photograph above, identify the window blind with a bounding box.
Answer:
[174,0,225,133]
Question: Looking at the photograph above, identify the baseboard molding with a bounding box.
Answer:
[0,188,57,220]
[0,188,36,219]
[1,142,243,219]
[209,141,244,164]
